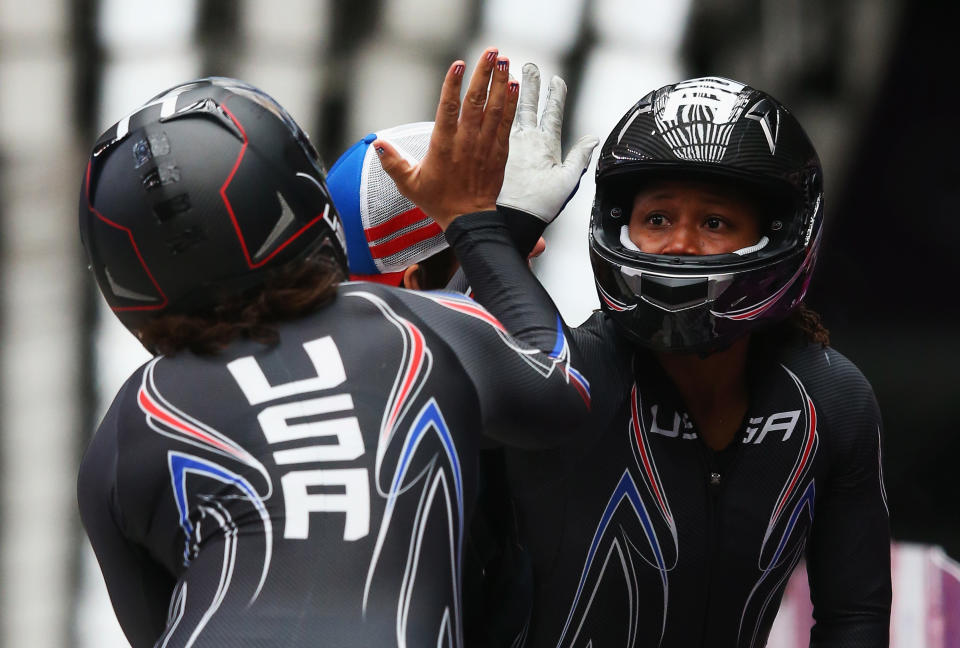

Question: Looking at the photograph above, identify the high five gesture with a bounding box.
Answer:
[374,47,519,229]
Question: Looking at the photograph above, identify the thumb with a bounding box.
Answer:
[563,134,600,175]
[372,138,417,195]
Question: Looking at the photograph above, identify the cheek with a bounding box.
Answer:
[735,228,762,249]
[704,227,761,255]
[739,212,763,244]
[627,214,656,248]
[627,221,652,252]
[737,219,763,249]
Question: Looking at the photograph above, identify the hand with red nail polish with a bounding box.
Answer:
[372,48,518,230]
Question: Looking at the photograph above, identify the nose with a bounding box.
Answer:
[659,224,699,255]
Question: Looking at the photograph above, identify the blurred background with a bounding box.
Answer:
[1,0,957,646]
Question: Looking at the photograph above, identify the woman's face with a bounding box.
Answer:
[628,179,762,256]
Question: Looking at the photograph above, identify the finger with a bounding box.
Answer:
[459,47,499,135]
[563,134,600,173]
[528,236,547,260]
[372,138,417,197]
[540,75,568,147]
[516,62,541,130]
[496,75,520,149]
[431,60,466,158]
[478,56,511,154]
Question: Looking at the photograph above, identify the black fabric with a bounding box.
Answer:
[78,211,590,647]
[444,206,546,296]
[462,448,534,647]
[450,215,891,648]
[446,211,564,360]
[448,208,548,647]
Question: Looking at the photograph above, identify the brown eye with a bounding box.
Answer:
[705,216,723,230]
[647,213,666,226]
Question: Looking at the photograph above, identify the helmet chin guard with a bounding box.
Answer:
[589,76,823,353]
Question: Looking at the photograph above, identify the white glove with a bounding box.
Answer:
[497,62,600,224]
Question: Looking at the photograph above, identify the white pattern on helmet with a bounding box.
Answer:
[654,77,752,163]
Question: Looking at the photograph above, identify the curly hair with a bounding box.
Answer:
[135,255,345,356]
[756,303,831,350]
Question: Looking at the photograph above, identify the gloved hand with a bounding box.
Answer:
[497,62,599,224]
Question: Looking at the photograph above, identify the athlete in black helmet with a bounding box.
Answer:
[589,76,824,354]
[381,75,890,647]
[79,77,349,334]
[77,53,593,648]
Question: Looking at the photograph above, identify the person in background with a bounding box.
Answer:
[76,50,592,648]
[327,120,459,290]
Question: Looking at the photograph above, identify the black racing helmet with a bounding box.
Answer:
[79,77,347,332]
[589,76,823,353]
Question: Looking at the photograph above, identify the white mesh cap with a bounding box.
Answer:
[361,121,447,272]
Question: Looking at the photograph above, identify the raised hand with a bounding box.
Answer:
[373,47,519,229]
[497,62,599,224]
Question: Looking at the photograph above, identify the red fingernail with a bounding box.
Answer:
[453,63,465,77]
[509,81,519,94]
[497,58,509,72]
[486,50,498,63]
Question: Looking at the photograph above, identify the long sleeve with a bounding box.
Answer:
[396,210,592,447]
[806,375,891,647]
[443,206,547,295]
[77,380,176,647]
[445,210,564,355]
